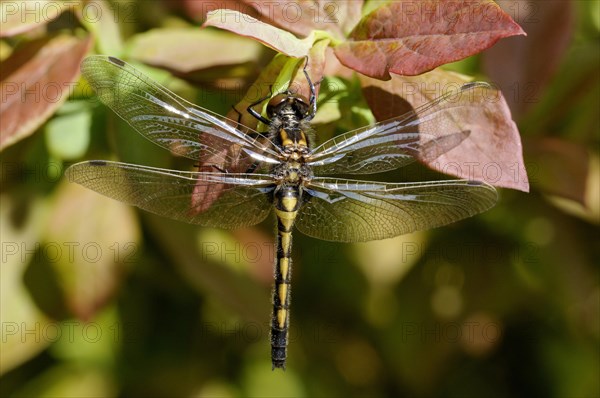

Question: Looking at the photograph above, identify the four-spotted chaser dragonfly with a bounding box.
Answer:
[67,55,498,370]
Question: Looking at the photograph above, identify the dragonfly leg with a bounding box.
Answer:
[302,57,317,121]
[230,105,268,173]
[247,86,273,125]
[230,105,244,127]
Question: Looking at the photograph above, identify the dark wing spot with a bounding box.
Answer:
[462,82,479,90]
[89,160,107,166]
[108,56,125,66]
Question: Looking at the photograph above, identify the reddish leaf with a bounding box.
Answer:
[0,0,72,37]
[335,0,525,79]
[361,69,530,192]
[243,0,363,38]
[482,0,575,118]
[181,0,362,39]
[0,34,93,150]
[203,9,314,57]
[322,45,356,79]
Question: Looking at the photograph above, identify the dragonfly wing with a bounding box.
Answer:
[296,177,498,242]
[66,161,274,228]
[81,56,281,171]
[308,82,493,175]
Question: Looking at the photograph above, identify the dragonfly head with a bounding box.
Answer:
[267,93,310,120]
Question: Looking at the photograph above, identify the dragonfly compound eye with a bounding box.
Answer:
[267,94,310,119]
[267,94,289,118]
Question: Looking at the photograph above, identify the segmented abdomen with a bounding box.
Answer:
[271,186,301,370]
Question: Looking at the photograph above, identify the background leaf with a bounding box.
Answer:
[126,27,267,90]
[0,195,52,375]
[334,0,525,79]
[0,0,72,38]
[203,9,316,57]
[482,0,575,118]
[0,34,92,150]
[126,27,264,73]
[361,69,530,191]
[242,0,363,38]
[43,180,141,320]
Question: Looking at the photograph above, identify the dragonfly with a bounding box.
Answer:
[67,55,498,370]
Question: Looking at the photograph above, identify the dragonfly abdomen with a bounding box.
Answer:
[271,185,301,370]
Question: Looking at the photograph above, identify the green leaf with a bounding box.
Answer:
[45,102,92,161]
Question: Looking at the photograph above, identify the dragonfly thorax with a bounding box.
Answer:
[273,157,312,185]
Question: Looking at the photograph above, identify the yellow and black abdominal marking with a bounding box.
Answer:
[67,56,498,370]
[272,185,299,369]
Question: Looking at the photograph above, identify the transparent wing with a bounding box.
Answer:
[81,56,281,171]
[297,177,498,242]
[308,82,492,175]
[66,161,275,228]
